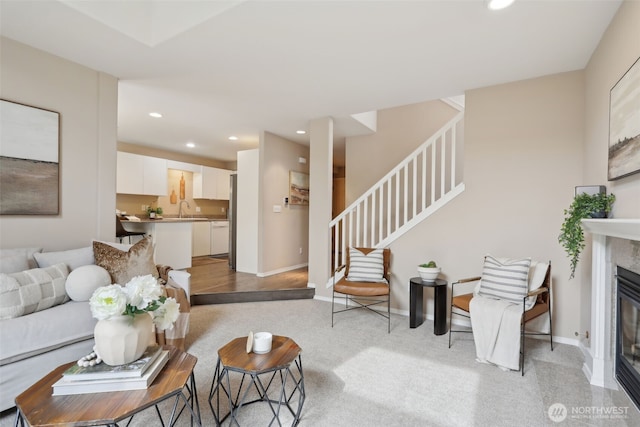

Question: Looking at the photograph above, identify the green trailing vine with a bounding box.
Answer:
[558,192,615,279]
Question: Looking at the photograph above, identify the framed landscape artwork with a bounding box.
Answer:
[608,57,640,181]
[289,171,309,206]
[0,100,60,215]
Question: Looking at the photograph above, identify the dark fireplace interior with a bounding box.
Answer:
[616,266,640,410]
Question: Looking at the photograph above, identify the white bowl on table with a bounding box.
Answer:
[417,266,441,282]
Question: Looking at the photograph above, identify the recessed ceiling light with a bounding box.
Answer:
[149,112,163,118]
[228,136,238,141]
[296,130,306,135]
[487,0,515,10]
[186,142,195,148]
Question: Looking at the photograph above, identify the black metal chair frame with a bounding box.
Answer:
[331,248,391,333]
[448,261,553,375]
[116,215,146,243]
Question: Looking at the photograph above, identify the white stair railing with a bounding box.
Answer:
[330,111,465,274]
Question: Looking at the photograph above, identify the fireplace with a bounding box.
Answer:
[616,266,640,409]
[580,219,640,390]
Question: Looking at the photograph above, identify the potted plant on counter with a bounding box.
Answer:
[147,206,163,219]
[418,260,441,282]
[558,191,615,279]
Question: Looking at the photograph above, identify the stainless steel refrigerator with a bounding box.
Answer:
[228,173,237,270]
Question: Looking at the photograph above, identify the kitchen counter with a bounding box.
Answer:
[121,217,227,223]
[120,217,228,269]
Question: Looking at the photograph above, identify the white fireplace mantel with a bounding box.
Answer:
[581,218,640,390]
[582,219,640,241]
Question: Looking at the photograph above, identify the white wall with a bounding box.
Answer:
[580,0,640,346]
[338,71,586,341]
[259,132,309,275]
[0,37,118,250]
[331,1,640,341]
[345,99,459,204]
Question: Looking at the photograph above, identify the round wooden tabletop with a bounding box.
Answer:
[218,335,301,374]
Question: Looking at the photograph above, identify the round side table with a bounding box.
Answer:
[208,335,305,426]
[409,277,448,335]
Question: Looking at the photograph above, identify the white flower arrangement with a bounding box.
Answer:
[89,275,180,330]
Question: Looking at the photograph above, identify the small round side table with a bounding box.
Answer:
[409,277,448,335]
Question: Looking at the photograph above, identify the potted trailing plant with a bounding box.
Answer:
[418,260,441,282]
[558,192,615,279]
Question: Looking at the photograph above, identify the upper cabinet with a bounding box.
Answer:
[193,166,230,200]
[117,152,167,196]
[216,168,231,200]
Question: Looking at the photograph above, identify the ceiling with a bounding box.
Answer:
[0,0,622,165]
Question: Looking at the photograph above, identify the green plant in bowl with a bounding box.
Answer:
[558,192,615,279]
[418,260,440,281]
[419,261,437,268]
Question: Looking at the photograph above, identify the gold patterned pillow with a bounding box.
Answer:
[93,237,158,285]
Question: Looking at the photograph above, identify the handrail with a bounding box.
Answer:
[330,111,465,278]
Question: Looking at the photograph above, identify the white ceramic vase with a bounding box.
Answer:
[94,313,154,366]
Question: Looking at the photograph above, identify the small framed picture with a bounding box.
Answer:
[289,171,309,206]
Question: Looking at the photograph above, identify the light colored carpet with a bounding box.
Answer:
[2,298,640,426]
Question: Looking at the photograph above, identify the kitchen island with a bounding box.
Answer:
[120,217,211,270]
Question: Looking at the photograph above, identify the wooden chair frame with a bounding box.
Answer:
[448,261,553,375]
[331,248,391,333]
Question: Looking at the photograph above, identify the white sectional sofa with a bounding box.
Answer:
[0,240,191,411]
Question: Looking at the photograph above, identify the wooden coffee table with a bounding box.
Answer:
[208,335,305,426]
[14,346,200,427]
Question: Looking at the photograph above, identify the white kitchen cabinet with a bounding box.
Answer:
[192,221,212,257]
[216,168,231,200]
[211,221,229,255]
[117,152,167,196]
[142,155,168,196]
[193,166,217,199]
[116,152,144,194]
[193,166,231,200]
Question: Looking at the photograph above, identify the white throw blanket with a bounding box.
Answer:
[469,295,522,371]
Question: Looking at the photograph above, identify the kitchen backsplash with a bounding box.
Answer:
[116,169,229,218]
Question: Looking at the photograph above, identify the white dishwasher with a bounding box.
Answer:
[210,221,229,255]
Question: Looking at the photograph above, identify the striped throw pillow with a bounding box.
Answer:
[477,255,531,304]
[346,248,386,283]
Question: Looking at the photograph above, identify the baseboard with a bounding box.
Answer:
[257,263,308,277]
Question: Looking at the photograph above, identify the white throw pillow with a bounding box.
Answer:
[65,265,112,301]
[477,255,531,304]
[0,254,30,274]
[33,246,94,271]
[0,247,43,269]
[346,247,387,283]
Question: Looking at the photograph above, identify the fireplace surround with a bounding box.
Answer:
[616,266,640,410]
[581,218,640,390]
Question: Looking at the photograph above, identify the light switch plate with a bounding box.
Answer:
[273,205,282,213]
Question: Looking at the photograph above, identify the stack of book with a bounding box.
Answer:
[52,345,169,396]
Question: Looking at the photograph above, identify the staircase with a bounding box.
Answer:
[330,111,465,278]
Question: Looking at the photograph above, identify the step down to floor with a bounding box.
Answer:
[191,287,315,305]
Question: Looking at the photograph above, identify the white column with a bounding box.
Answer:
[583,233,618,389]
[308,117,333,293]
